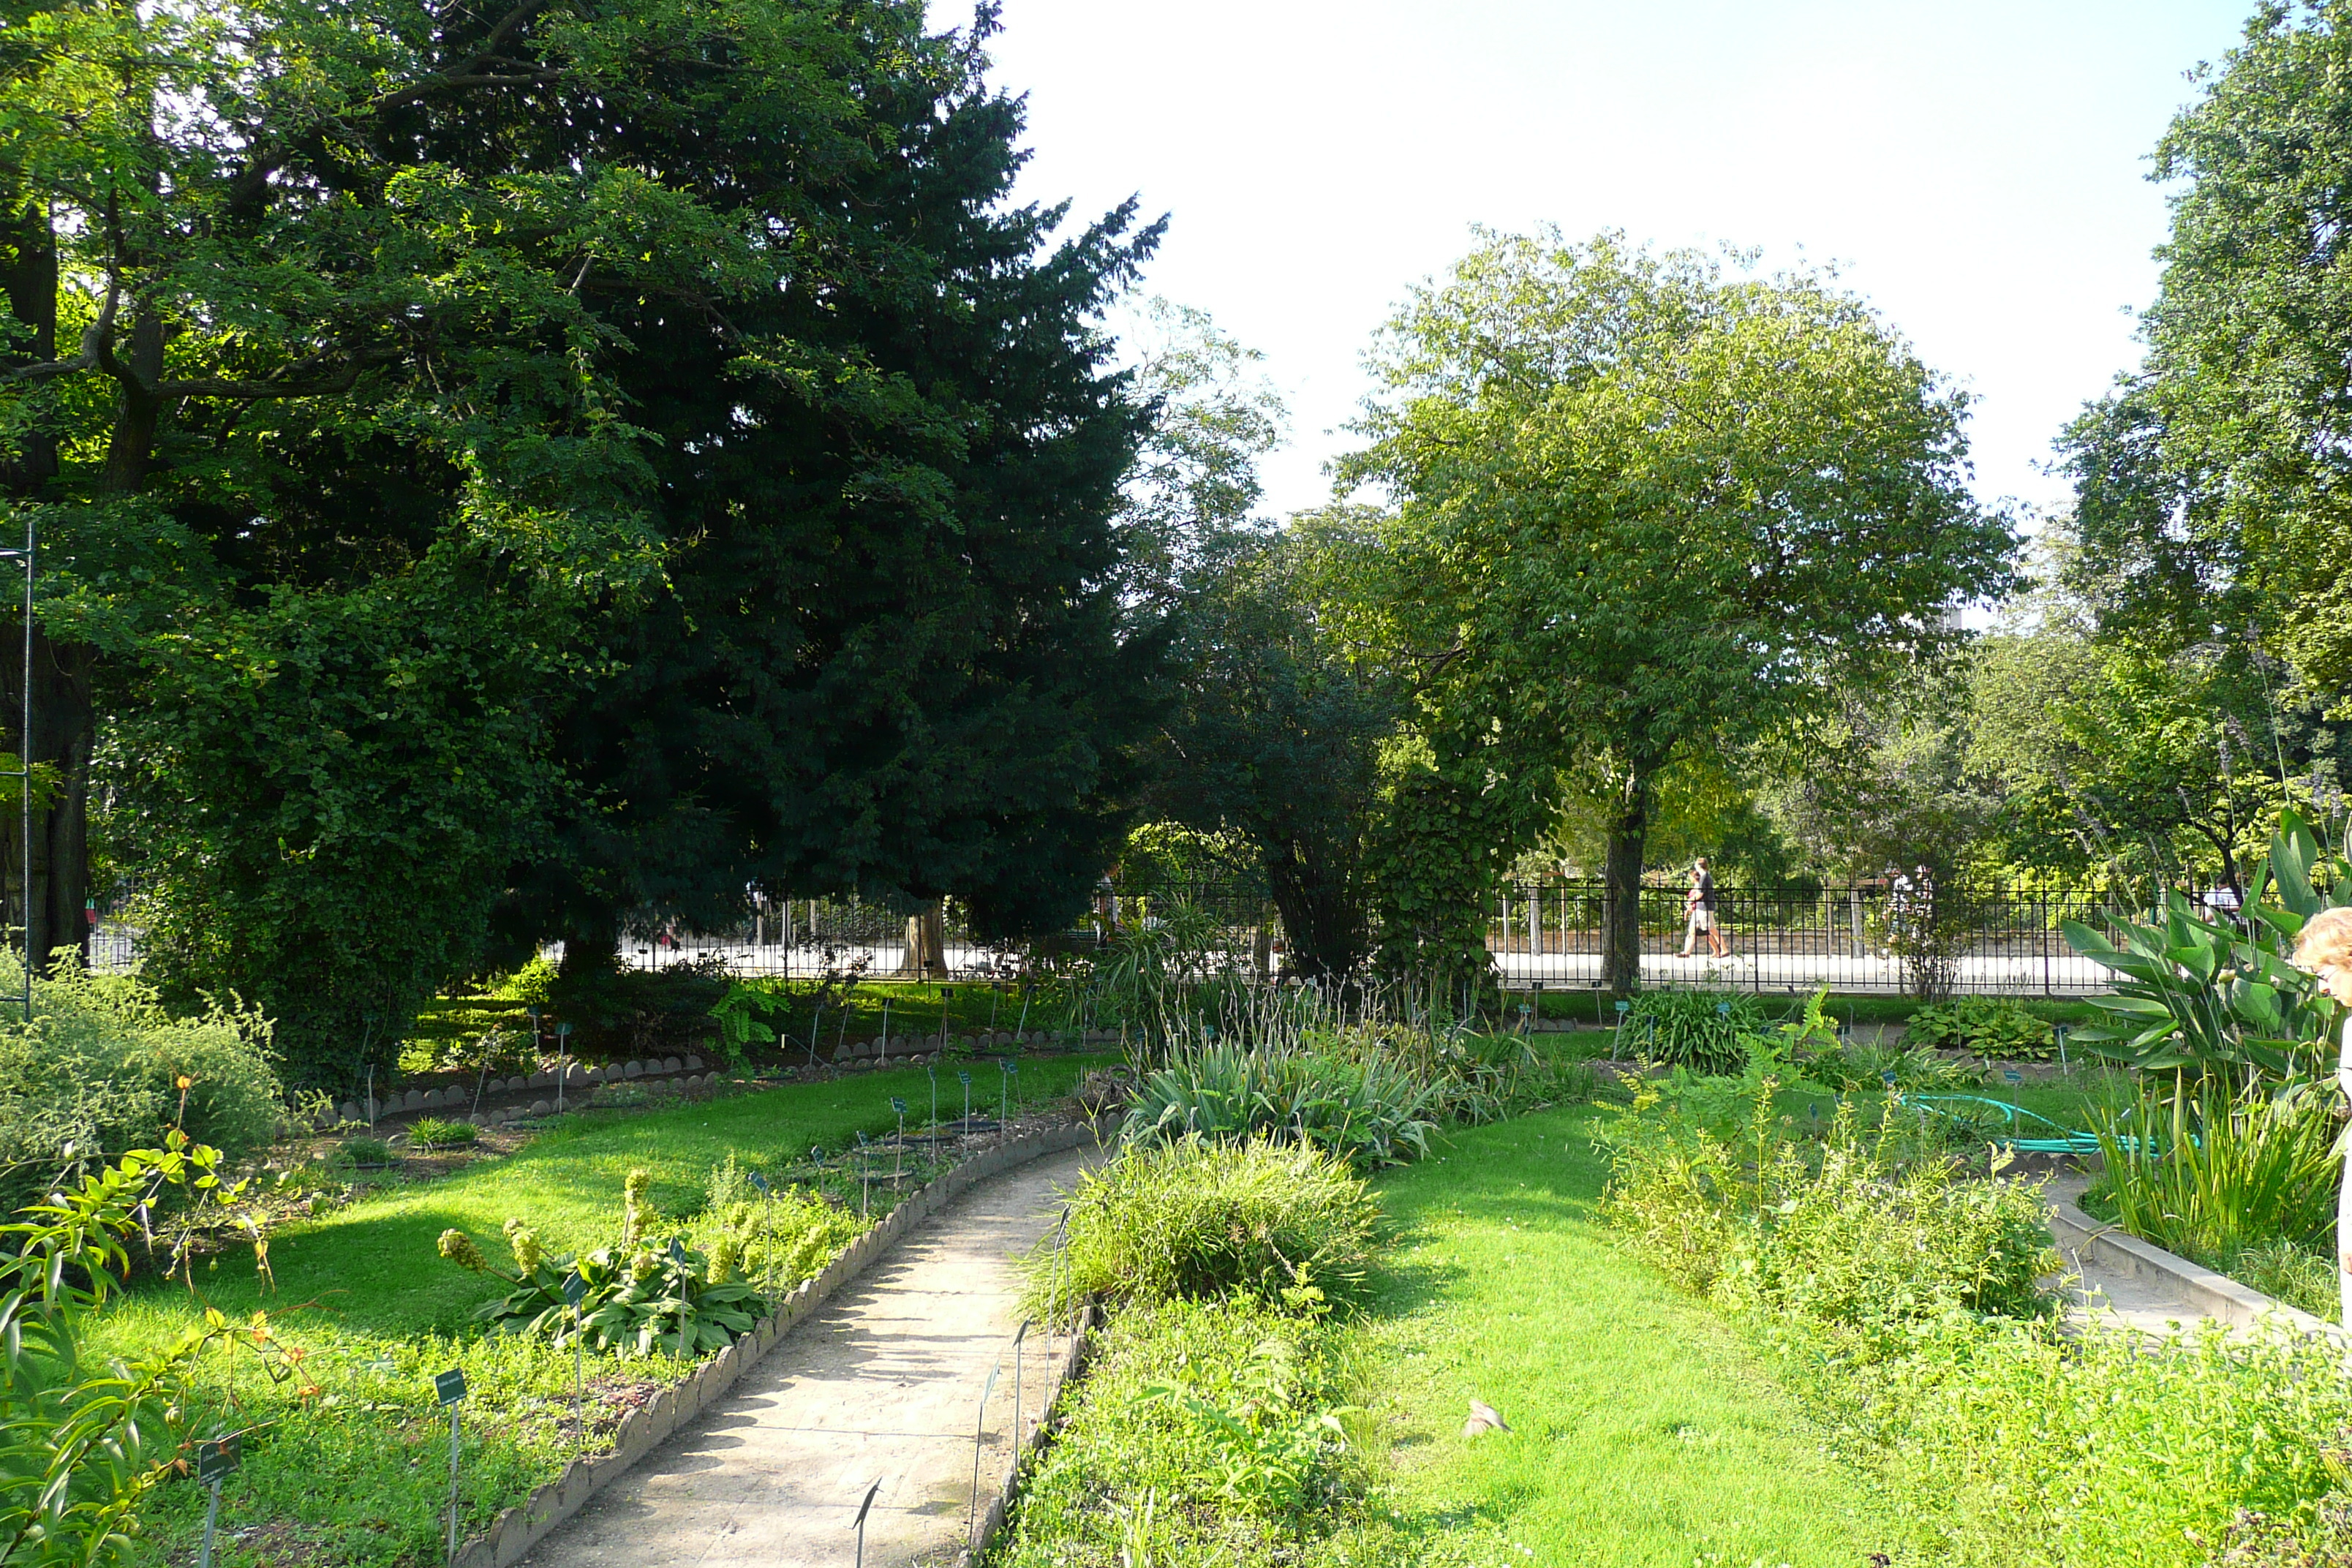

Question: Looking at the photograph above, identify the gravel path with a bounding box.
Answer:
[520,1143,1103,1568]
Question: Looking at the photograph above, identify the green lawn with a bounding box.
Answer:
[1360,1108,1910,1566]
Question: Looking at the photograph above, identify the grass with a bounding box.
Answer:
[1354,1107,1905,1566]
[96,1056,1107,1568]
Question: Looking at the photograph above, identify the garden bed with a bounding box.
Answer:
[102,1053,1111,1568]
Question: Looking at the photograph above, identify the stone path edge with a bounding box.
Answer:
[2047,1193,2345,1346]
[451,1119,1109,1568]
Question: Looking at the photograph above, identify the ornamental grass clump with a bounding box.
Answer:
[1122,1039,1440,1171]
[2092,1077,2338,1270]
[1035,1137,1381,1316]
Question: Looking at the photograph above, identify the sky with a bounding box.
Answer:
[947,0,2258,526]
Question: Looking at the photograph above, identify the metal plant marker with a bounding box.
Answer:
[1011,1318,1032,1469]
[195,1431,240,1568]
[959,1068,973,1132]
[968,1354,1003,1548]
[853,1477,883,1567]
[891,1097,907,1185]
[435,1366,469,1562]
[563,1273,587,1435]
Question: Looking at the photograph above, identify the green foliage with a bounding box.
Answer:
[489,960,559,1008]
[1335,230,2016,992]
[1599,1087,2056,1357]
[686,1156,866,1297]
[1903,995,2056,1060]
[437,1171,769,1359]
[1620,988,1767,1074]
[406,1118,477,1151]
[333,1137,393,1170]
[1832,1316,2352,1567]
[991,1300,1368,1563]
[0,1135,273,1567]
[1798,1041,1986,1094]
[2091,1079,2339,1266]
[1122,1039,1440,1171]
[2067,810,2346,1075]
[1039,1138,1381,1316]
[2056,3,2352,694]
[0,957,282,1215]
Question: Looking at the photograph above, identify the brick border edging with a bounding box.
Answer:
[2048,1195,2347,1346]
[453,1119,1107,1568]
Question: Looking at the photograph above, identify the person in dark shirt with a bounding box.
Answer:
[1678,856,1730,960]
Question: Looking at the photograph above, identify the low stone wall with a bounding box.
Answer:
[2048,1194,2347,1346]
[450,1119,1104,1568]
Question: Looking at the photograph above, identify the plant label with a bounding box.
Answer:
[561,1273,587,1308]
[2002,1068,2024,1086]
[435,1368,468,1406]
[667,1238,687,1264]
[890,1098,907,1116]
[196,1433,241,1482]
[748,1172,770,1196]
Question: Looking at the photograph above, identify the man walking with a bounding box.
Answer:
[1678,857,1730,960]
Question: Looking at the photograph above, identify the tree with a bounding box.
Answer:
[1340,231,2016,992]
[1151,528,1404,979]
[4,0,1160,1084]
[2059,1,2352,693]
[502,14,1166,966]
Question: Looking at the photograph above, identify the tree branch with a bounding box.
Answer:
[0,283,116,387]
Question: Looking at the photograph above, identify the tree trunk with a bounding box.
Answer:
[1602,774,1652,997]
[900,900,946,978]
[1264,841,1367,981]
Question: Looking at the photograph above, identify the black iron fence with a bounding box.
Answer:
[1488,880,2122,996]
[83,878,2135,996]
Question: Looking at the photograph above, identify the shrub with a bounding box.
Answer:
[1619,989,1765,1074]
[1904,995,2054,1060]
[1123,1039,1439,1170]
[1599,1090,2056,1355]
[0,956,282,1213]
[1798,1041,1986,1094]
[1834,1318,2352,1567]
[1038,1137,1381,1314]
[336,1136,394,1169]
[435,1169,770,1357]
[407,1117,478,1150]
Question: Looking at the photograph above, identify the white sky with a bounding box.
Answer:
[953,0,2257,527]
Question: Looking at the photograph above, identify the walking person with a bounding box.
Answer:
[1676,857,1730,960]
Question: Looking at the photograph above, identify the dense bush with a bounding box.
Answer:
[1904,995,2055,1060]
[1123,1039,1439,1169]
[1600,1092,2055,1356]
[1620,989,1767,1073]
[437,1169,772,1357]
[1039,1137,1382,1314]
[1831,1319,2352,1566]
[992,1298,1370,1562]
[0,957,283,1213]
[688,1156,868,1294]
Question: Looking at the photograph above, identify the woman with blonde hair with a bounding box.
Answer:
[2292,905,2352,1324]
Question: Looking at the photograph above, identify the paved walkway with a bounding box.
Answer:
[521,1145,1102,1568]
[2044,1173,2209,1338]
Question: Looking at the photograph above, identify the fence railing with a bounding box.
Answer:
[87,878,2138,997]
[1488,880,2123,996]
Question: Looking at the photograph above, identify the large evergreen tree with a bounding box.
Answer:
[2,0,1162,1083]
